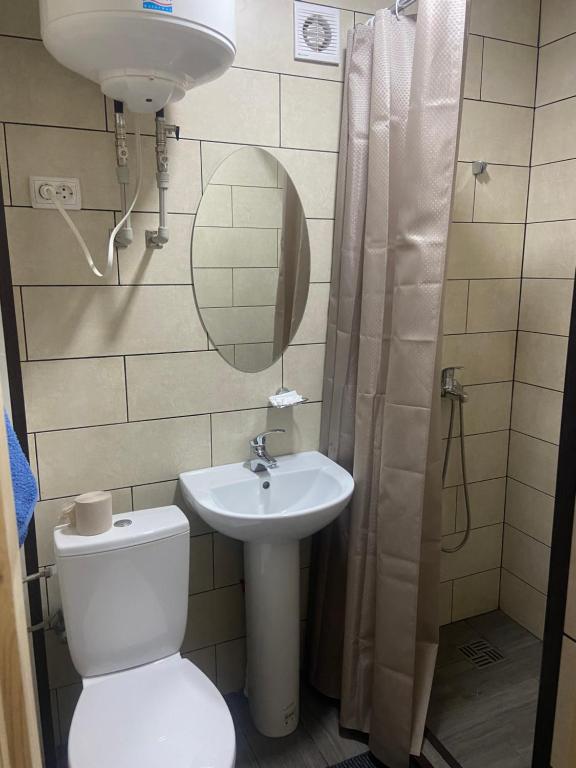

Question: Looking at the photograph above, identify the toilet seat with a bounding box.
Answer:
[68,654,236,768]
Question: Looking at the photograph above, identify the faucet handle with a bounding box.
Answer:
[250,429,286,448]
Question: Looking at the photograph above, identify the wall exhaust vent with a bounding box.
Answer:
[294,2,340,66]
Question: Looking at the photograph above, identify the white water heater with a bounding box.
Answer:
[39,0,236,112]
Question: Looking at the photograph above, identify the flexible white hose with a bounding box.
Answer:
[44,125,143,279]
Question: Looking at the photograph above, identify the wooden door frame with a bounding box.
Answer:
[0,392,43,767]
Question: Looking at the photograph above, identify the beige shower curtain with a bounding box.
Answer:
[308,2,468,766]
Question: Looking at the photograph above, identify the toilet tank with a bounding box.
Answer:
[54,506,190,678]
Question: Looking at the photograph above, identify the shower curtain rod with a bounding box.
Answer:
[365,0,418,26]
[387,0,418,11]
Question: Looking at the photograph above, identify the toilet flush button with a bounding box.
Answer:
[114,519,133,528]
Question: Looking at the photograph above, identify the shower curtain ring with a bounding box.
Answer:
[394,0,401,20]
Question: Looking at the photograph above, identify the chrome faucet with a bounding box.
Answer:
[441,366,468,402]
[248,429,286,473]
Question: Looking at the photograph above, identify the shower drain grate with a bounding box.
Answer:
[458,639,505,668]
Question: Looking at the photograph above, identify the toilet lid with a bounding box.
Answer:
[68,654,236,768]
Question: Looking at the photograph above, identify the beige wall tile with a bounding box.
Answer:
[0,38,105,130]
[193,227,277,268]
[232,186,284,228]
[189,534,214,595]
[183,585,245,652]
[118,213,194,285]
[524,221,576,279]
[515,332,568,391]
[291,284,329,345]
[519,279,574,336]
[204,146,278,188]
[132,480,211,536]
[201,306,275,346]
[482,39,537,107]
[7,124,117,209]
[459,101,533,166]
[184,646,217,684]
[194,269,233,308]
[508,430,559,496]
[281,76,342,152]
[537,34,576,106]
[0,0,40,37]
[6,208,117,286]
[452,163,476,222]
[23,358,126,432]
[533,98,576,166]
[45,630,80,689]
[452,569,500,621]
[195,186,232,227]
[442,332,516,385]
[234,0,354,82]
[283,344,326,402]
[213,534,243,589]
[34,488,132,566]
[503,525,550,594]
[456,478,506,532]
[216,638,247,695]
[500,569,546,639]
[506,479,554,547]
[126,351,282,420]
[447,223,524,279]
[233,268,279,306]
[308,219,333,283]
[473,166,529,223]
[173,68,279,146]
[552,637,576,768]
[443,280,469,334]
[36,415,211,499]
[23,286,207,360]
[511,382,563,445]
[269,148,338,219]
[462,382,513,435]
[541,0,576,44]
[443,487,457,536]
[443,430,508,486]
[469,0,540,45]
[55,685,81,746]
[466,279,520,332]
[234,343,275,373]
[441,524,503,581]
[464,35,483,100]
[439,581,453,626]
[211,402,321,466]
[0,124,9,206]
[529,160,576,222]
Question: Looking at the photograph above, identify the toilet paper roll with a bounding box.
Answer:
[70,491,113,536]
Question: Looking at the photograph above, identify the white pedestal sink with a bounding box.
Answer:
[179,451,354,737]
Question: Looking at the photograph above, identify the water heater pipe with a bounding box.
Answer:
[113,100,134,249]
[146,110,180,250]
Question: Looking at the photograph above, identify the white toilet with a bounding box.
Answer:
[54,505,236,768]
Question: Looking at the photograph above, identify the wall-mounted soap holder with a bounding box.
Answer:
[269,387,309,409]
[472,160,488,176]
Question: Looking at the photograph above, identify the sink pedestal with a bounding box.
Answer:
[244,539,300,737]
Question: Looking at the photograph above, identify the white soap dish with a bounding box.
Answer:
[269,387,309,409]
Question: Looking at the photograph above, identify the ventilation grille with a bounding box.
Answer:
[459,639,505,669]
[294,2,340,65]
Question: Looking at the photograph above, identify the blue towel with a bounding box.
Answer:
[4,411,38,547]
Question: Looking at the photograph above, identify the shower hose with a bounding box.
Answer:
[441,395,471,554]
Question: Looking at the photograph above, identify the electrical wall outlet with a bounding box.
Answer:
[30,176,82,210]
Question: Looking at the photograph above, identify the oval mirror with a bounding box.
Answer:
[192,147,310,373]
